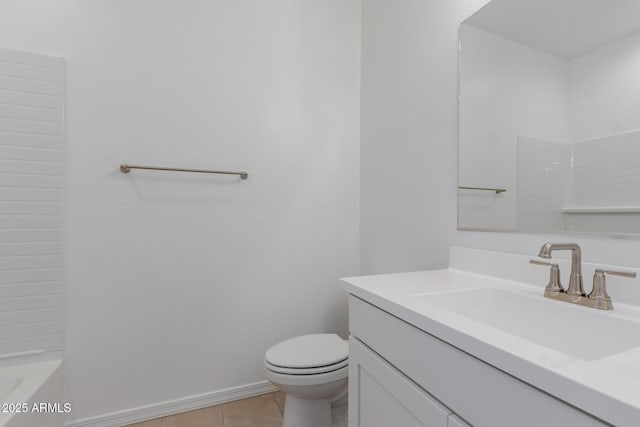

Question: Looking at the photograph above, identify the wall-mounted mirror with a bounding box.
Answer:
[459,0,640,235]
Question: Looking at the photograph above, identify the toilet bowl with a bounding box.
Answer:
[264,334,348,427]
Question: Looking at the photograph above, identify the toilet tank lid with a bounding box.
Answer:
[265,334,348,369]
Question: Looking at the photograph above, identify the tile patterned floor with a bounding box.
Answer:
[126,392,285,427]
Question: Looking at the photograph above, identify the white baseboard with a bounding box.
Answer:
[65,381,278,427]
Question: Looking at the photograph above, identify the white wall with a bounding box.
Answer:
[0,0,360,423]
[0,47,65,356]
[569,32,640,141]
[360,0,484,274]
[458,25,569,230]
[360,0,640,277]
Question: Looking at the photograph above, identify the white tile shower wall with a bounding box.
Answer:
[569,130,640,208]
[564,130,640,233]
[516,137,569,232]
[0,47,65,356]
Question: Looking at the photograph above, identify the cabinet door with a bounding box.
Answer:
[349,337,451,427]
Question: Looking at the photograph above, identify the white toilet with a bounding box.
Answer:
[264,334,348,427]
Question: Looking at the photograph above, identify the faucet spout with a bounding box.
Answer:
[537,242,554,259]
[537,243,584,297]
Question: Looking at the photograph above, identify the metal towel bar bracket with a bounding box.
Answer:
[120,164,248,180]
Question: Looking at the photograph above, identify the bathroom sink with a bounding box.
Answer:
[416,288,640,360]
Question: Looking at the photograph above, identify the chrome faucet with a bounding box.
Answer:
[537,242,584,297]
[531,242,637,310]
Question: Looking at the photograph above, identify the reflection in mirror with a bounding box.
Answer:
[458,0,640,235]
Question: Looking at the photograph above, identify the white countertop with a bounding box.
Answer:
[341,247,640,426]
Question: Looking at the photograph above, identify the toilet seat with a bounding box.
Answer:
[265,334,348,371]
[265,358,348,375]
[265,363,348,387]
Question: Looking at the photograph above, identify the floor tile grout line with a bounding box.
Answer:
[272,392,282,417]
[271,393,277,416]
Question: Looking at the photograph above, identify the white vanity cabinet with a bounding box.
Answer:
[348,296,608,427]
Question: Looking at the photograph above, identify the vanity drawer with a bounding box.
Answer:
[349,296,608,427]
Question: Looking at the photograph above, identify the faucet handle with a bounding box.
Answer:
[589,269,637,310]
[530,259,564,294]
[529,259,553,267]
[600,269,637,278]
